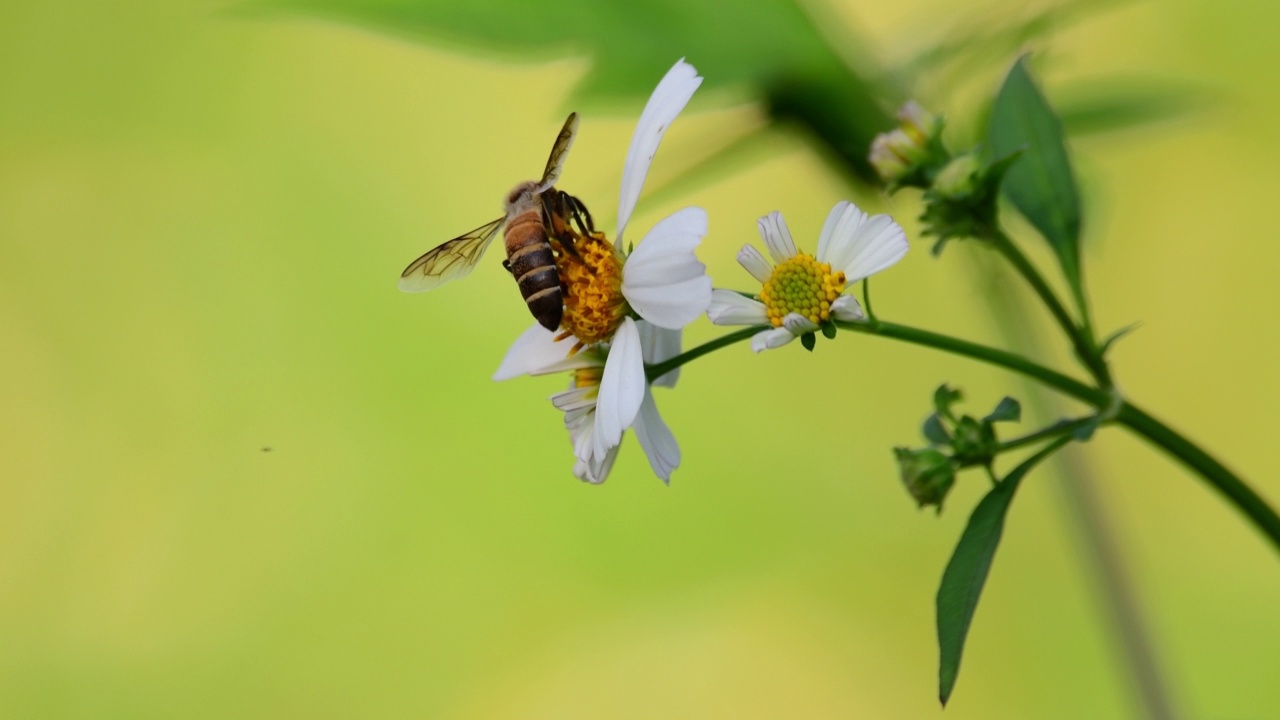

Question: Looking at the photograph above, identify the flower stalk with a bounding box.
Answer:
[642,316,1280,554]
[984,228,1113,387]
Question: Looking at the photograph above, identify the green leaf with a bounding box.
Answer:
[1073,418,1100,442]
[933,384,963,419]
[936,436,1068,706]
[239,0,865,107]
[922,414,951,445]
[821,322,837,340]
[238,0,894,181]
[896,0,1119,86]
[1057,81,1206,137]
[988,56,1083,291]
[800,332,816,352]
[1098,322,1140,357]
[984,397,1022,423]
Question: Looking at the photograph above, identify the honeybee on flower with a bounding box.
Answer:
[495,59,712,481]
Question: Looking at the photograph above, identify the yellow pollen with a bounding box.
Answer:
[556,231,628,345]
[759,252,846,327]
[573,366,604,389]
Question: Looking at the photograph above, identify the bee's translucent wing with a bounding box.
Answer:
[537,112,579,191]
[398,217,505,293]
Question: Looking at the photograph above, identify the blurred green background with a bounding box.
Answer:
[3,0,1279,717]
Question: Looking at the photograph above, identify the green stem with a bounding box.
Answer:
[862,277,877,321]
[650,319,1280,554]
[988,229,1112,387]
[644,325,765,383]
[1115,402,1280,552]
[996,415,1100,454]
[834,319,1280,554]
[836,319,1108,405]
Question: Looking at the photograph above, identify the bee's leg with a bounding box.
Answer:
[539,192,566,239]
[558,192,592,237]
[567,193,596,235]
[549,191,585,260]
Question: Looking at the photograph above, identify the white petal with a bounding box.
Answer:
[750,327,796,353]
[616,60,703,245]
[736,245,773,284]
[551,385,597,412]
[493,324,599,380]
[622,207,712,329]
[574,443,619,485]
[707,289,768,326]
[568,413,595,462]
[815,201,908,283]
[815,200,865,265]
[637,321,683,388]
[592,317,645,461]
[831,294,865,321]
[757,211,798,263]
[633,387,680,483]
[782,313,818,335]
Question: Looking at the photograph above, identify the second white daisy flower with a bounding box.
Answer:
[707,201,909,352]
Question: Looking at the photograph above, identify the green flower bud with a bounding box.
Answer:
[950,415,999,467]
[895,447,957,512]
[932,154,983,200]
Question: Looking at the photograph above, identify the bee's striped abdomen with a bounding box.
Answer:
[504,210,562,332]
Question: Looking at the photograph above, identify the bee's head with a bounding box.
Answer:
[504,181,540,214]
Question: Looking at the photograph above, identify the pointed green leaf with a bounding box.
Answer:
[923,414,951,445]
[1098,322,1140,357]
[1073,418,1100,442]
[937,437,1069,706]
[988,56,1083,290]
[800,332,816,352]
[984,397,1022,423]
[1057,81,1205,137]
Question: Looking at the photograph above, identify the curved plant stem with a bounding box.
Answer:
[835,319,1280,553]
[649,319,1280,555]
[975,260,1177,720]
[644,325,765,383]
[836,319,1107,405]
[987,229,1113,387]
[994,416,1100,454]
[1115,402,1280,550]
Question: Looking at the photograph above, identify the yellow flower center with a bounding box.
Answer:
[758,253,846,327]
[556,232,628,347]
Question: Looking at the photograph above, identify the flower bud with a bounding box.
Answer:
[932,154,983,200]
[868,101,945,187]
[950,416,998,467]
[895,447,957,512]
[897,101,941,144]
[868,130,915,183]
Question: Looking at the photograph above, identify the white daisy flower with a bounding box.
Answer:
[495,320,683,483]
[495,58,711,462]
[707,201,909,352]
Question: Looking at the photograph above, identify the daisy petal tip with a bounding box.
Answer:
[831,295,865,322]
[750,327,793,353]
[781,313,819,335]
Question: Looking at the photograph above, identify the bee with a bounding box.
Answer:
[398,113,597,332]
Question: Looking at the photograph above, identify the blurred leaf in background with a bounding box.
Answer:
[239,0,895,177]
